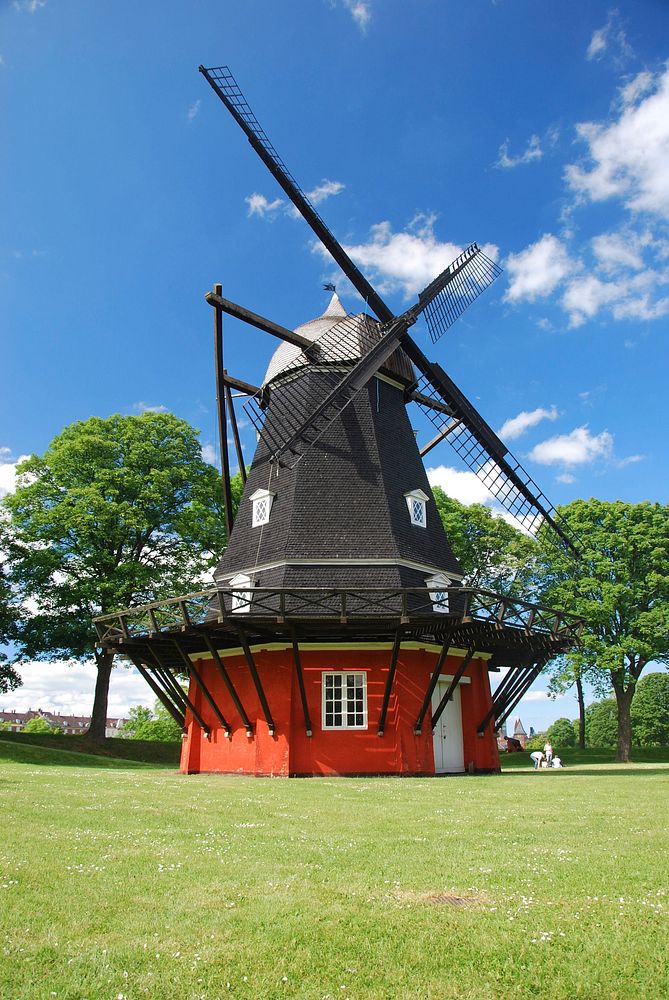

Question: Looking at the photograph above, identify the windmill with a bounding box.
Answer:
[94,66,583,777]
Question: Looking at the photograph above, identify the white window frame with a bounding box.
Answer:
[321,671,368,730]
[229,573,253,614]
[426,573,451,613]
[250,488,275,528]
[405,489,429,528]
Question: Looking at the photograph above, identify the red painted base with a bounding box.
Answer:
[180,644,500,776]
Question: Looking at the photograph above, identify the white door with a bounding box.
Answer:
[432,680,465,773]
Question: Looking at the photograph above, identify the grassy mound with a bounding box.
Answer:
[0,729,180,767]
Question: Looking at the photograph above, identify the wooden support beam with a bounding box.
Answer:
[225,375,247,485]
[377,630,402,737]
[203,633,254,736]
[477,665,530,735]
[205,291,313,351]
[126,652,185,730]
[147,644,210,736]
[213,283,235,536]
[223,372,261,397]
[419,419,463,458]
[236,628,275,736]
[496,657,550,732]
[172,638,232,736]
[431,647,475,731]
[291,629,312,737]
[414,637,452,734]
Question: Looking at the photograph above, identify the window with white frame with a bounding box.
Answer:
[426,574,451,613]
[322,672,367,729]
[229,573,252,613]
[405,488,429,528]
[250,488,275,527]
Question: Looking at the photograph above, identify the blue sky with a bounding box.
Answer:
[1,0,668,729]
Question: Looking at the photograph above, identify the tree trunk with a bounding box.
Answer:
[575,673,586,750]
[611,674,634,763]
[87,649,115,743]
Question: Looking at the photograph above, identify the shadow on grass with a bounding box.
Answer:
[500,765,669,778]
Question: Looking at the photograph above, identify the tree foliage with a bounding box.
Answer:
[537,499,669,761]
[2,413,228,740]
[585,698,618,748]
[118,702,182,742]
[545,717,576,748]
[630,672,669,747]
[0,547,21,695]
[23,716,62,735]
[431,488,537,592]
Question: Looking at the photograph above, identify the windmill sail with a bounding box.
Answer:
[201,63,578,554]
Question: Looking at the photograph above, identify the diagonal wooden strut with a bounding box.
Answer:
[126,651,185,730]
[431,647,475,731]
[235,628,275,736]
[172,637,232,736]
[476,667,527,735]
[377,630,402,737]
[203,633,254,736]
[291,629,312,737]
[414,637,452,734]
[212,284,234,535]
[496,657,550,732]
[225,376,247,484]
[148,644,210,736]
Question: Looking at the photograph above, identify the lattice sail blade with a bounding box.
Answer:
[411,364,578,553]
[421,247,502,344]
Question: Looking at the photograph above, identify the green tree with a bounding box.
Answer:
[585,698,618,748]
[545,717,576,748]
[118,702,181,742]
[537,500,669,762]
[3,413,228,742]
[630,672,669,747]
[432,488,537,592]
[0,556,20,695]
[23,716,62,735]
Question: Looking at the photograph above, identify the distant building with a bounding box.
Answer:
[0,709,126,738]
[512,716,528,748]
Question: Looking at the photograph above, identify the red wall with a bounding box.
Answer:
[180,644,500,776]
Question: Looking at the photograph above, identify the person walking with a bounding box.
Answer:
[530,750,544,769]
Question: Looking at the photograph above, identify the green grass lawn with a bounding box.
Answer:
[1,740,667,999]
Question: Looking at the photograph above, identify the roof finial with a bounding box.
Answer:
[323,282,336,292]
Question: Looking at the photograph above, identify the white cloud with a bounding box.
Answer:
[528,426,613,467]
[201,443,217,465]
[504,234,575,303]
[308,179,345,204]
[591,229,650,273]
[343,0,371,32]
[187,99,201,123]
[619,70,655,108]
[496,134,543,169]
[556,472,576,484]
[561,274,621,327]
[0,660,153,718]
[497,406,558,441]
[617,453,644,467]
[0,450,30,498]
[133,401,169,414]
[326,214,498,300]
[521,690,552,703]
[13,0,47,12]
[586,10,633,64]
[245,192,285,218]
[426,465,493,506]
[565,63,669,220]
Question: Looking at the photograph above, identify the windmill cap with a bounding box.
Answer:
[262,293,413,386]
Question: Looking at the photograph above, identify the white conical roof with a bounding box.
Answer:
[263,293,361,386]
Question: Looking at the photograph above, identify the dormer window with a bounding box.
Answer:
[250,488,275,527]
[405,489,429,528]
[229,573,252,613]
[426,574,451,613]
